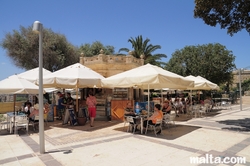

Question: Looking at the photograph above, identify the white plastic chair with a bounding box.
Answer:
[186,105,194,118]
[125,116,138,134]
[145,119,162,136]
[29,115,39,131]
[163,114,176,128]
[14,115,29,135]
[225,102,232,110]
[193,104,201,118]
[199,104,209,117]
[0,114,8,132]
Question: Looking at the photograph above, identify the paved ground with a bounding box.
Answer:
[0,104,250,166]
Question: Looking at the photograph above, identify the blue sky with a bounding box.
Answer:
[0,0,250,81]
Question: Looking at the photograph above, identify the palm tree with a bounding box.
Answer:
[119,35,167,66]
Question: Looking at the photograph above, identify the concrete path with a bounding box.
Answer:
[0,104,250,166]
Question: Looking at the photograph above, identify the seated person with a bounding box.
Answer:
[173,97,183,115]
[124,102,135,117]
[162,100,171,114]
[143,104,163,133]
[24,102,33,117]
[28,104,39,122]
[181,97,187,113]
[23,100,32,108]
[124,102,137,124]
[204,97,211,105]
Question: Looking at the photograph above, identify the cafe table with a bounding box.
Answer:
[133,114,148,134]
[6,112,26,134]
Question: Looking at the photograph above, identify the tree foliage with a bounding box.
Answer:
[79,41,115,57]
[118,35,167,66]
[164,43,236,85]
[0,25,79,72]
[242,78,250,92]
[194,0,250,35]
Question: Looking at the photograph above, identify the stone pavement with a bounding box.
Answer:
[0,104,250,166]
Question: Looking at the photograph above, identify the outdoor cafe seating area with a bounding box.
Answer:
[122,96,233,136]
[0,63,224,137]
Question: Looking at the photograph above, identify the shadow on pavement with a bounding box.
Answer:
[217,118,250,132]
[7,120,122,136]
[114,124,201,140]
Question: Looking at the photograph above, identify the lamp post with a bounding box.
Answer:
[238,68,242,111]
[32,21,45,154]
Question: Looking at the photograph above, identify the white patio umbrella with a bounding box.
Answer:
[39,63,105,111]
[17,67,57,93]
[101,63,194,113]
[17,67,52,84]
[0,75,43,126]
[185,75,219,90]
[0,75,41,95]
[185,75,219,102]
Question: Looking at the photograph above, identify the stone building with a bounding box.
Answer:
[79,49,144,120]
[79,49,144,78]
[232,70,250,88]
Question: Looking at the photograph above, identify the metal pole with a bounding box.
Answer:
[33,21,45,154]
[239,69,242,111]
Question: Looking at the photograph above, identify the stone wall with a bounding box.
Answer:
[232,70,250,88]
[79,50,144,77]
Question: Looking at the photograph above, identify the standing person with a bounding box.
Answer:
[62,92,74,125]
[86,90,97,127]
[58,93,66,120]
[55,91,61,119]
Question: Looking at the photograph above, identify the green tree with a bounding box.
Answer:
[242,78,250,92]
[194,0,250,36]
[0,25,79,72]
[118,35,167,66]
[79,41,115,57]
[164,43,236,85]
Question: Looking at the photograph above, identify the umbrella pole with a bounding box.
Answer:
[161,89,163,105]
[13,94,16,133]
[76,88,79,112]
[148,84,150,118]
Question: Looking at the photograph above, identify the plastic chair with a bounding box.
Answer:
[193,104,201,118]
[0,114,8,132]
[14,115,29,135]
[163,114,176,128]
[125,116,138,134]
[225,102,232,110]
[145,119,162,136]
[186,105,194,118]
[199,105,209,117]
[29,115,39,131]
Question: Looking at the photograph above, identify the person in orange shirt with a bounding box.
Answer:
[143,104,163,133]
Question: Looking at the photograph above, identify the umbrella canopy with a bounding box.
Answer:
[18,67,57,93]
[0,75,41,94]
[101,63,194,89]
[41,63,105,88]
[185,75,219,90]
[40,63,105,112]
[18,67,52,84]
